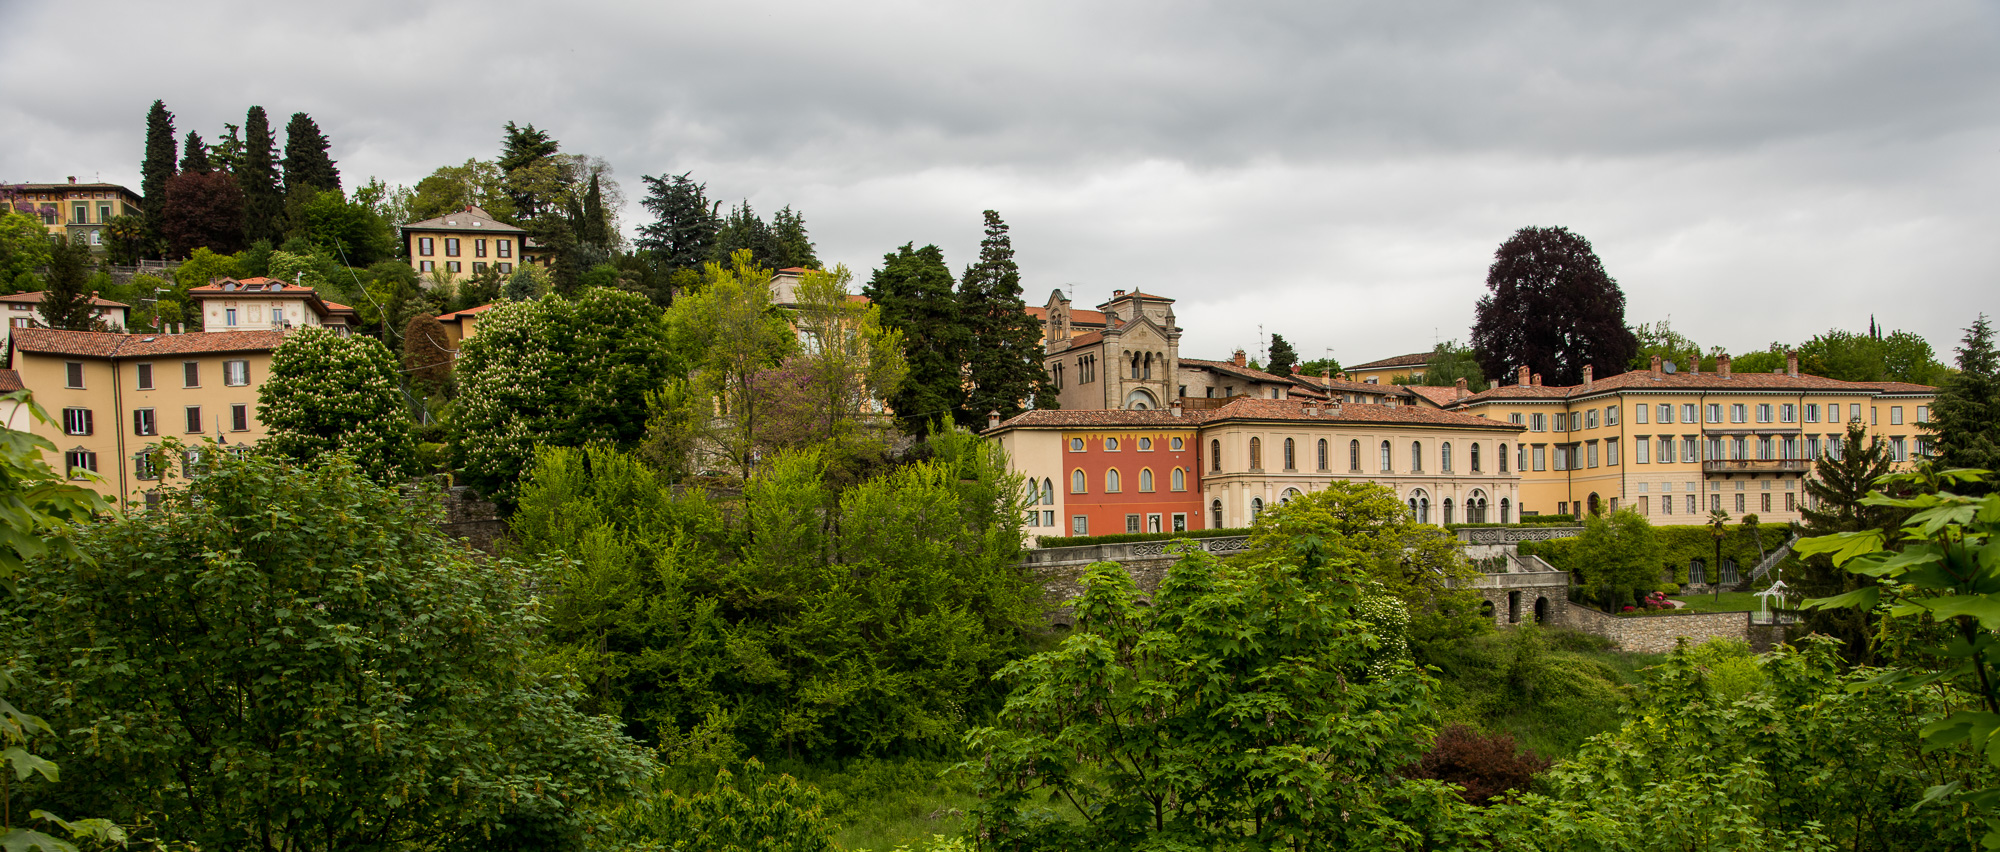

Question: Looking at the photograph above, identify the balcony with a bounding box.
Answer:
[1702,459,1811,474]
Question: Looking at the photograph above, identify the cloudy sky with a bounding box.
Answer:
[4,1,1995,367]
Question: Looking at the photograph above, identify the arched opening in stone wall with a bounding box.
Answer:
[1534,596,1549,624]
[1508,590,1522,624]
[1480,599,1495,620]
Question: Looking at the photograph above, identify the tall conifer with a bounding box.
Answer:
[865,243,964,435]
[238,106,285,246]
[1268,334,1299,378]
[714,201,782,269]
[771,205,818,269]
[1798,423,1901,662]
[957,211,1050,425]
[635,172,717,274]
[140,100,178,255]
[180,131,211,174]
[38,237,99,331]
[1924,315,2000,492]
[281,112,341,197]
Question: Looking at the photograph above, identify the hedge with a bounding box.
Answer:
[1445,515,1580,531]
[1521,522,1797,586]
[1032,527,1255,549]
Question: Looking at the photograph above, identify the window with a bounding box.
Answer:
[1636,436,1650,463]
[1072,515,1088,535]
[1500,498,1511,523]
[1871,407,1878,425]
[136,363,153,390]
[1138,437,1152,451]
[1658,436,1674,464]
[184,406,202,434]
[1683,437,1697,462]
[1126,514,1141,533]
[1471,443,1481,472]
[1530,413,1547,432]
[475,239,488,258]
[1212,500,1223,528]
[472,262,487,273]
[1606,405,1619,426]
[1756,404,1772,423]
[1891,436,1907,461]
[1786,492,1797,512]
[1731,404,1746,423]
[1682,404,1697,423]
[1170,436,1184,450]
[183,361,200,387]
[231,404,249,431]
[64,450,96,479]
[1663,490,1674,515]
[1105,437,1118,451]
[446,261,462,274]
[65,362,84,389]
[1251,497,1264,520]
[1558,501,1568,516]
[1532,445,1546,471]
[445,238,461,257]
[133,408,156,436]
[420,260,435,272]
[134,451,163,481]
[224,360,250,386]
[1442,442,1453,472]
[1635,405,1648,424]
[1587,442,1599,468]
[1510,412,1524,426]
[1552,445,1567,471]
[1350,440,1361,472]
[1380,441,1392,473]
[1731,436,1747,460]
[73,203,88,223]
[1043,510,1055,527]
[1638,496,1649,515]
[1070,437,1084,452]
[1317,438,1328,470]
[98,203,111,223]
[1891,406,1903,425]
[1499,443,1509,473]
[498,239,512,258]
[1805,403,1820,423]
[1607,438,1620,466]
[1071,470,1086,493]
[1585,410,1599,429]
[1411,441,1423,472]
[1917,406,1929,423]
[1172,513,1187,532]
[62,408,92,435]
[1518,444,1528,471]
[1249,437,1262,470]
[1659,404,1674,424]
[1850,403,1862,423]
[1139,469,1155,492]
[1282,438,1295,470]
[1781,404,1796,423]
[225,308,238,326]
[1707,436,1723,460]
[418,237,434,256]
[498,262,513,274]
[1105,469,1121,492]
[1707,403,1722,423]
[1806,435,1822,458]
[1171,468,1185,491]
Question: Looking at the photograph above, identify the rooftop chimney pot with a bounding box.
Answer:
[1786,349,1799,377]
[1455,377,1468,400]
[1650,355,1662,374]
[1517,364,1531,385]
[1232,349,1247,367]
[1531,372,1542,387]
[1719,353,1733,378]
[67,176,76,184]
[986,410,1000,431]
[1582,364,1594,388]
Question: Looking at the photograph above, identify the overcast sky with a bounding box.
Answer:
[4,1,1995,367]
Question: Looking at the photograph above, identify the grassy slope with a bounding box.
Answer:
[1425,626,1662,758]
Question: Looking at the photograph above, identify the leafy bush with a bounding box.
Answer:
[1030,526,1251,548]
[257,326,419,482]
[592,760,834,852]
[1404,724,1552,805]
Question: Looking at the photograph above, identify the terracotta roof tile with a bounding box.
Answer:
[438,303,497,322]
[1452,368,1936,405]
[1026,306,1109,326]
[1205,397,1525,430]
[0,291,130,308]
[399,205,526,234]
[11,328,287,359]
[1349,352,1433,370]
[1065,330,1105,347]
[0,370,21,392]
[992,408,1215,429]
[1404,385,1462,407]
[1178,357,1293,385]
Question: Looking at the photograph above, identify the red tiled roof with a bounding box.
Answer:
[992,409,1214,430]
[0,291,130,308]
[11,328,287,359]
[1453,368,1936,405]
[400,206,526,234]
[0,370,21,392]
[1288,373,1420,399]
[1178,357,1292,385]
[1102,289,1176,304]
[1066,331,1105,347]
[1865,381,1939,395]
[1405,385,1462,407]
[1204,397,1525,430]
[438,303,497,322]
[323,301,357,314]
[1025,306,1110,327]
[1349,352,1433,371]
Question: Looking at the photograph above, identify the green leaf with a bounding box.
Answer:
[1801,587,1880,612]
[0,828,79,852]
[1925,596,2000,631]
[1794,530,1885,566]
[3,747,58,782]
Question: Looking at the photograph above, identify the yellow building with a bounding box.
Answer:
[399,206,527,284]
[1345,352,1432,385]
[186,277,358,334]
[1443,353,1936,524]
[3,178,143,247]
[8,327,283,506]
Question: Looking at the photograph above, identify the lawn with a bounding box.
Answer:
[1666,591,1763,613]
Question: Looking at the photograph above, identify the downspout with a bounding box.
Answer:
[112,353,127,507]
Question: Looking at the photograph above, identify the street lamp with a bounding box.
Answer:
[1708,509,1729,600]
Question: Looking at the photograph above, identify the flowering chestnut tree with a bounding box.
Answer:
[257,327,420,482]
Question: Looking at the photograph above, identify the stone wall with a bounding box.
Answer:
[1562,606,1760,653]
[436,486,506,555]
[1021,537,1251,624]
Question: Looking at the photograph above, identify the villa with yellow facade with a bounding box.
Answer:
[400,206,528,283]
[3,177,143,249]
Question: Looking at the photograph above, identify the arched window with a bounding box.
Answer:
[1380,441,1392,472]
[1210,440,1221,472]
[1249,437,1263,470]
[1139,468,1154,492]
[1251,497,1264,520]
[1499,443,1509,473]
[1471,443,1482,473]
[1350,440,1361,472]
[1411,441,1423,472]
[1042,478,1055,505]
[1441,442,1453,473]
[1212,500,1223,528]
[1317,439,1328,470]
[1443,498,1454,525]
[1500,497,1511,523]
[1281,487,1301,504]
[1283,438,1296,470]
[1071,470,1087,493]
[1171,468,1186,491]
[1105,469,1121,492]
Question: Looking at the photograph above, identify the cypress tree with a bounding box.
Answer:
[1268,334,1299,378]
[212,123,245,174]
[238,106,285,246]
[180,131,211,174]
[635,172,717,275]
[140,100,177,256]
[864,243,965,435]
[1798,423,1901,662]
[1469,226,1639,386]
[38,237,100,331]
[499,121,559,222]
[771,205,818,269]
[957,210,1051,426]
[713,201,781,269]
[1924,314,2000,491]
[281,112,341,197]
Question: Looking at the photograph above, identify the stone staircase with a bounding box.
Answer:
[1733,531,1801,591]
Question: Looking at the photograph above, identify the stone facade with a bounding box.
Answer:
[1561,606,1792,653]
[437,486,506,555]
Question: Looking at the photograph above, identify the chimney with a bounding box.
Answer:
[1171,400,1183,418]
[1232,349,1247,367]
[1304,402,1318,416]
[1336,371,1348,382]
[1786,349,1799,377]
[1688,353,1699,375]
[67,176,76,184]
[1718,353,1732,378]
[1517,364,1530,385]
[1531,372,1542,387]
[1582,364,1593,389]
[986,410,1000,431]
[1455,377,1468,400]
[1323,365,1333,384]
[1649,354,1662,375]
[1112,289,1125,298]
[1329,402,1342,417]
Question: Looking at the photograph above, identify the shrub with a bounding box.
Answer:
[1404,724,1552,805]
[1031,526,1252,548]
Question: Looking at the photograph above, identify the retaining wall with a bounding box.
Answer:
[436,486,505,555]
[1562,607,1791,653]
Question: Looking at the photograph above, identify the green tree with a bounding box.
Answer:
[957,211,1049,426]
[1923,315,2000,489]
[280,111,340,198]
[502,265,543,300]
[1628,318,1711,372]
[1796,327,1950,385]
[238,106,285,245]
[597,761,835,852]
[37,236,98,331]
[965,543,1448,850]
[636,171,718,275]
[3,450,652,851]
[210,122,245,174]
[101,214,147,266]
[449,288,673,506]
[0,211,53,285]
[139,99,177,256]
[165,247,245,329]
[771,204,818,270]
[1471,226,1639,386]
[1393,339,1489,391]
[179,130,210,174]
[1796,422,1899,663]
[714,200,782,269]
[1296,356,1341,379]
[1266,332,1299,377]
[408,159,514,223]
[256,328,419,482]
[864,243,963,435]
[661,251,796,479]
[772,265,906,474]
[1574,508,1663,611]
[289,189,392,265]
[499,121,561,222]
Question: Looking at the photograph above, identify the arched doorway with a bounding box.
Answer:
[1124,387,1158,410]
[1507,590,1522,624]
[1588,493,1603,515]
[1534,596,1549,624]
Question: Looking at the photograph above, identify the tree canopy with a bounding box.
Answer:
[257,327,420,482]
[1923,315,2000,488]
[1471,226,1638,387]
[957,211,1049,425]
[37,236,99,331]
[238,105,285,247]
[864,243,964,435]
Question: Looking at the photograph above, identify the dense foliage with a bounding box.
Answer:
[957,211,1049,425]
[1923,315,2000,488]
[2,451,651,851]
[257,327,419,482]
[511,430,1041,760]
[865,244,965,435]
[1471,225,1639,387]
